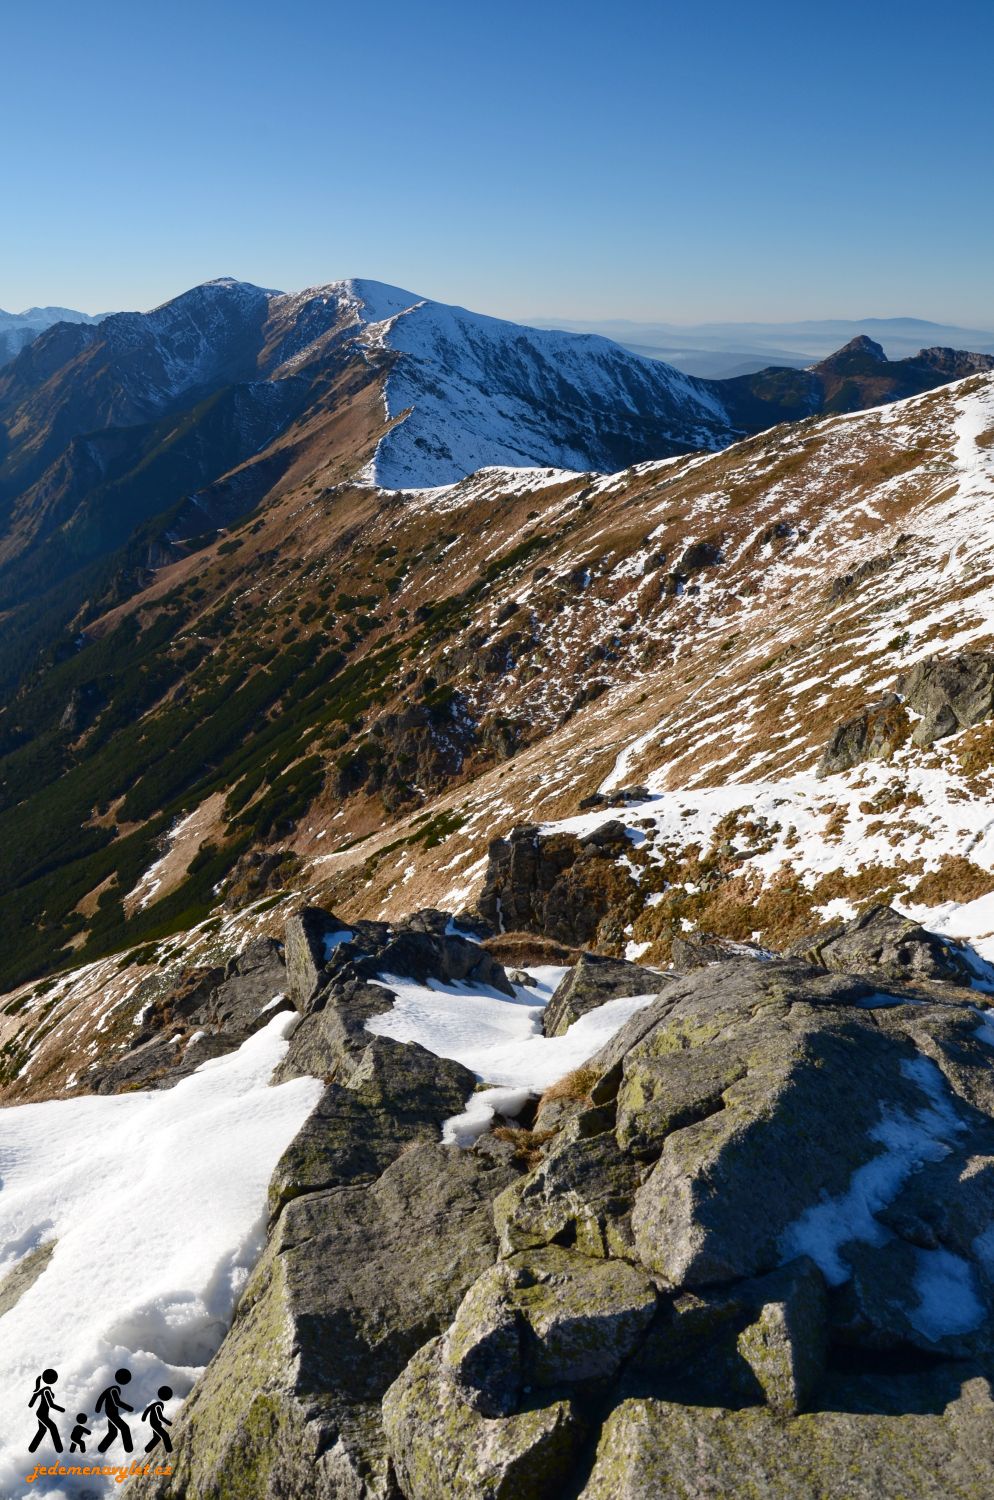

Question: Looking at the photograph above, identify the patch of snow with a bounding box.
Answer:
[322,929,353,959]
[365,969,658,1110]
[909,1247,984,1340]
[442,1085,536,1148]
[0,1014,321,1498]
[778,1056,965,1285]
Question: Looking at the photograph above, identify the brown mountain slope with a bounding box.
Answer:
[3,370,994,1101]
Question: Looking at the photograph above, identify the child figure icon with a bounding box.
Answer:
[28,1370,64,1453]
[69,1414,91,1453]
[142,1386,173,1454]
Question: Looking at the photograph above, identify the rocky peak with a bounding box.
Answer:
[814,333,888,370]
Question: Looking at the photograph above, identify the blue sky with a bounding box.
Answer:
[2,0,992,326]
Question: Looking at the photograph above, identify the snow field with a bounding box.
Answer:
[0,1013,322,1498]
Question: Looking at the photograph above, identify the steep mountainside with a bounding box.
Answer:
[4,278,990,663]
[0,368,992,1039]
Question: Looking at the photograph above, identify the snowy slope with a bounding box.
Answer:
[346,284,734,487]
[0,1015,320,1498]
[486,372,994,967]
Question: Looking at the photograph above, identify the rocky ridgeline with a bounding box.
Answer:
[80,894,994,1499]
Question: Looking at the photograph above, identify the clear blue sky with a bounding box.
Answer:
[2,0,992,326]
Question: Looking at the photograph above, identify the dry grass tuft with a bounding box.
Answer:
[492,1125,556,1168]
[955,722,994,779]
[539,1063,600,1108]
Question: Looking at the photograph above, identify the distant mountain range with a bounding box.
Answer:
[531,314,994,378]
[0,278,991,670]
[0,303,107,366]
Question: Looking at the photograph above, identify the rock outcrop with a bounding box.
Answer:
[87,937,294,1094]
[817,692,910,776]
[387,957,994,1498]
[146,930,994,1500]
[542,953,662,1037]
[477,823,641,949]
[819,650,994,775]
[791,904,973,987]
[150,1141,515,1500]
[899,650,994,746]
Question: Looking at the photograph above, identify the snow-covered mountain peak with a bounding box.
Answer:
[354,291,733,487]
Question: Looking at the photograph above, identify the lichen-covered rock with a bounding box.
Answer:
[147,1143,515,1499]
[149,950,994,1500]
[791,904,972,987]
[900,650,994,746]
[383,1336,581,1500]
[579,1375,994,1499]
[622,1257,827,1415]
[442,1246,656,1414]
[606,962,955,1286]
[274,975,398,1084]
[542,953,662,1038]
[818,692,911,776]
[494,1118,641,1258]
[284,905,349,1010]
[735,1258,827,1415]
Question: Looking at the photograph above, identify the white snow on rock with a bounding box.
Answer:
[0,1012,321,1498]
[778,1057,966,1292]
[365,966,661,1144]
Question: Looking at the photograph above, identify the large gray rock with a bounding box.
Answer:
[269,1037,476,1217]
[623,1256,828,1416]
[148,948,994,1500]
[618,963,954,1286]
[383,1336,581,1500]
[494,1116,642,1259]
[442,1245,656,1415]
[818,692,910,776]
[88,938,293,1094]
[147,1143,516,1500]
[284,905,351,1010]
[735,1258,828,1415]
[274,975,398,1085]
[542,953,661,1037]
[579,1375,994,1500]
[900,650,994,745]
[792,904,972,987]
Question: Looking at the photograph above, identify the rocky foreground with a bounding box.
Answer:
[93,900,994,1500]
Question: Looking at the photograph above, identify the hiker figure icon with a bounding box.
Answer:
[142,1385,173,1454]
[28,1368,64,1453]
[95,1367,134,1453]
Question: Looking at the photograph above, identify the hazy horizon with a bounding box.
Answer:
[2,0,991,327]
